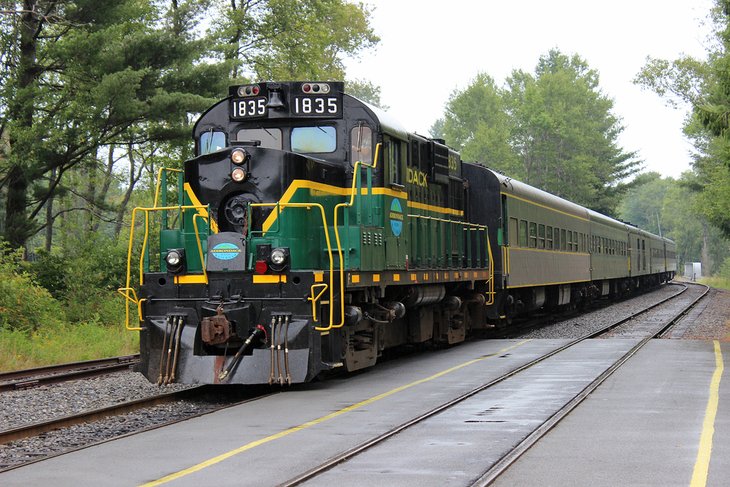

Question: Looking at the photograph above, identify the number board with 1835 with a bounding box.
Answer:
[231,97,267,119]
[292,96,341,117]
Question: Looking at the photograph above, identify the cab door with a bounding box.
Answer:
[384,135,407,269]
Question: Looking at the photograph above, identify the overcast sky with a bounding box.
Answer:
[344,0,715,178]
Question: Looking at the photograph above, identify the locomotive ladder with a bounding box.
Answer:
[118,167,212,331]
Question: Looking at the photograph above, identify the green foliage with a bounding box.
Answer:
[0,238,132,371]
[0,320,138,372]
[635,0,730,240]
[440,50,641,216]
[209,0,379,81]
[719,256,730,279]
[618,171,730,273]
[27,250,69,300]
[440,73,518,171]
[22,233,128,320]
[0,244,66,333]
[1,0,379,249]
[346,79,388,109]
[699,275,730,291]
[618,172,670,235]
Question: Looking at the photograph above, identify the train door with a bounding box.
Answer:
[383,134,407,269]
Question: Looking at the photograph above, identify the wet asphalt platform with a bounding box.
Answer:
[0,338,726,487]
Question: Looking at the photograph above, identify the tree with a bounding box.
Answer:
[505,50,641,214]
[346,78,388,109]
[437,73,518,171]
[635,0,730,241]
[0,0,223,249]
[438,50,641,216]
[617,172,671,235]
[0,0,380,251]
[208,0,378,81]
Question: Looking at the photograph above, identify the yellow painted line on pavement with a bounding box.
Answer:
[141,340,531,486]
[690,340,724,487]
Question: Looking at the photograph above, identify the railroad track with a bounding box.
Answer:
[0,385,275,472]
[0,355,140,392]
[279,282,709,486]
[0,386,205,446]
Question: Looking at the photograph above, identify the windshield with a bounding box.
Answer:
[200,131,226,155]
[291,126,336,153]
[236,128,283,149]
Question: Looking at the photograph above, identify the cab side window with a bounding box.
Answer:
[384,135,403,186]
[351,125,373,165]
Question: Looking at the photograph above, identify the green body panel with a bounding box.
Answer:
[590,220,629,280]
[503,196,591,287]
[250,185,383,272]
[360,226,385,270]
[155,191,210,273]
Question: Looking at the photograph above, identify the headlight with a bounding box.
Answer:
[231,167,246,182]
[231,148,248,165]
[269,247,289,272]
[165,249,186,274]
[166,251,181,266]
[270,248,286,265]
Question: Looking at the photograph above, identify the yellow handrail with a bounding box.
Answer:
[119,204,212,331]
[249,202,337,330]
[192,214,209,284]
[327,143,382,331]
[153,167,183,208]
[308,283,329,322]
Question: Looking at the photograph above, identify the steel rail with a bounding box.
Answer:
[278,282,704,486]
[0,388,277,473]
[472,282,710,486]
[0,386,206,446]
[0,355,140,392]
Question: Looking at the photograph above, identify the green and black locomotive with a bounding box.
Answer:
[120,81,676,385]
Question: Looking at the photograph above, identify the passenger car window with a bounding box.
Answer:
[519,220,528,247]
[529,222,537,248]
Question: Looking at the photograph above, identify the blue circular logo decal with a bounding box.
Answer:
[389,198,404,237]
[211,242,241,261]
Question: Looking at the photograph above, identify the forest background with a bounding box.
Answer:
[0,0,729,369]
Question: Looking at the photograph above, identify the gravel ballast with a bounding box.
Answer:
[1,282,728,471]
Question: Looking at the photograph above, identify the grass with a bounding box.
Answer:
[699,276,730,291]
[0,321,138,372]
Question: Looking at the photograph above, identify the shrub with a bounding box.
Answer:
[0,319,139,371]
[719,257,730,280]
[26,249,69,299]
[0,246,66,333]
[55,234,128,324]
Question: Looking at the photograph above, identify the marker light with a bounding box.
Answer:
[255,260,268,274]
[231,148,248,164]
[231,168,246,182]
[301,83,330,94]
[237,85,261,97]
[270,248,286,265]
